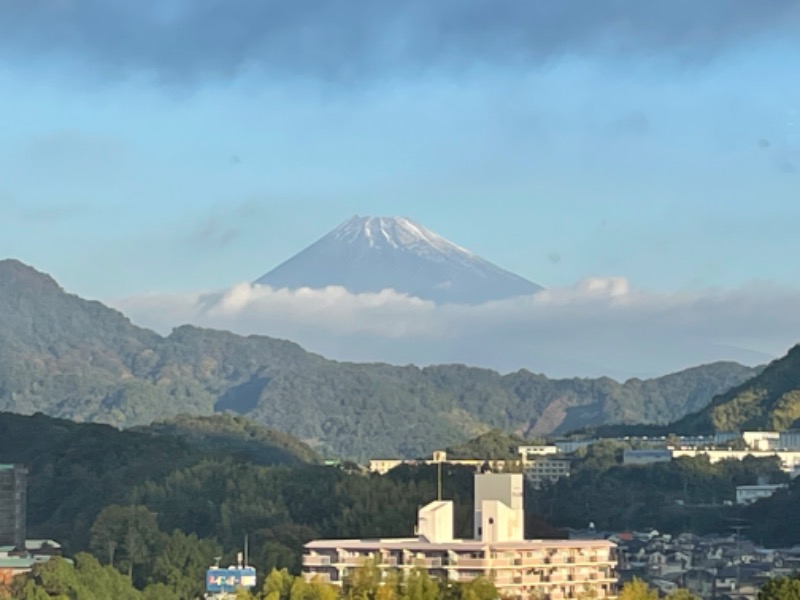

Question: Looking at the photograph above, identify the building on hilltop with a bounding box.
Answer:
[0,465,27,549]
[735,484,789,505]
[622,450,673,466]
[368,449,572,488]
[302,472,617,600]
[368,451,509,476]
[523,456,572,489]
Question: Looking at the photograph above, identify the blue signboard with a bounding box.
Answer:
[206,566,257,593]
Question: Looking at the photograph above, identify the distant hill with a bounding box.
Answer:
[671,344,800,433]
[0,411,317,548]
[0,259,760,460]
[255,215,543,304]
[139,413,320,466]
[445,429,530,460]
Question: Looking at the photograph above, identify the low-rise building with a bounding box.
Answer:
[518,445,559,459]
[368,452,506,475]
[0,540,62,588]
[735,484,788,505]
[554,440,596,454]
[524,457,571,489]
[741,432,781,451]
[623,450,672,466]
[303,472,617,600]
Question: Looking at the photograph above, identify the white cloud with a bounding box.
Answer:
[109,278,800,379]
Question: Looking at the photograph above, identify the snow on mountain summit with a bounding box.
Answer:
[255,215,543,304]
[331,216,472,254]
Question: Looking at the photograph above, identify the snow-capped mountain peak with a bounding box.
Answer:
[331,215,473,256]
[255,215,542,304]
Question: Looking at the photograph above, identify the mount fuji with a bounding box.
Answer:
[255,215,543,304]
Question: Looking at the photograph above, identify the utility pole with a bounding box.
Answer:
[437,461,442,501]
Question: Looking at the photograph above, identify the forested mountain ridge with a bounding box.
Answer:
[0,259,760,460]
[671,344,800,433]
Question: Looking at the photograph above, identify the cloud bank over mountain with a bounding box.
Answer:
[111,277,799,379]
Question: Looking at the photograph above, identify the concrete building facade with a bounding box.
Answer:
[303,473,617,600]
[735,484,788,505]
[0,465,26,549]
[524,457,572,489]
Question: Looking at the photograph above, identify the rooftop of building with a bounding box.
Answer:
[25,540,62,551]
[305,537,614,551]
[0,555,53,569]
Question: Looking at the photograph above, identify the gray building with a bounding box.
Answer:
[0,465,27,549]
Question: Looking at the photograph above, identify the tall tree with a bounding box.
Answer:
[401,567,439,600]
[758,576,800,600]
[150,529,219,599]
[618,578,658,600]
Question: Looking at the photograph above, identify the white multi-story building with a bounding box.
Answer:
[742,431,781,451]
[735,484,789,505]
[303,473,617,600]
[523,457,572,489]
[518,445,559,458]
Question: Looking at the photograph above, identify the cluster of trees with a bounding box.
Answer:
[0,412,318,551]
[2,556,499,600]
[8,562,800,600]
[616,575,800,600]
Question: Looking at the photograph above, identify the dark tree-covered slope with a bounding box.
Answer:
[0,411,318,549]
[672,344,800,433]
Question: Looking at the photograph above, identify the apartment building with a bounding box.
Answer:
[0,465,27,549]
[523,457,571,489]
[303,473,617,600]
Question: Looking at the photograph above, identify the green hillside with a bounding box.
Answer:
[140,413,320,465]
[0,259,760,460]
[0,411,317,548]
[672,344,800,433]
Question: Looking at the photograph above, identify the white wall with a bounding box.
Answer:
[417,500,454,543]
[474,473,524,541]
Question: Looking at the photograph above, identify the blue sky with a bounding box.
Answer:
[2,2,800,376]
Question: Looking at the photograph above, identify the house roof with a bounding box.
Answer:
[25,540,61,551]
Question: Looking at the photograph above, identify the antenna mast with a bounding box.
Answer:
[437,461,442,501]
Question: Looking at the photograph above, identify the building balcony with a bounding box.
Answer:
[302,555,332,567]
[455,557,489,568]
[489,558,515,567]
[420,557,444,568]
